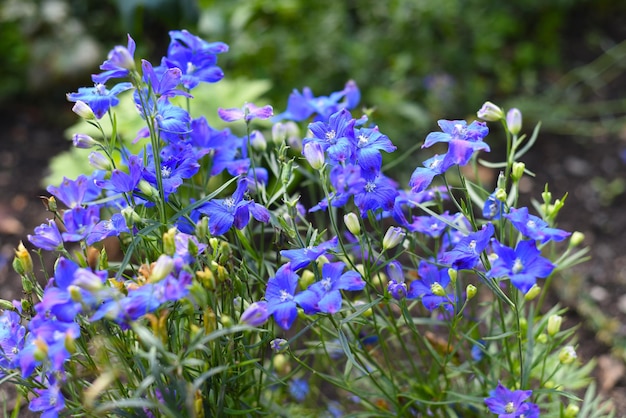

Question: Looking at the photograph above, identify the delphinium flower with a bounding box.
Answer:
[273,80,360,122]
[196,177,270,236]
[47,174,100,209]
[280,236,339,270]
[408,260,455,312]
[289,378,310,402]
[92,34,136,84]
[29,376,66,417]
[61,206,100,242]
[187,117,241,176]
[440,223,494,270]
[265,264,300,330]
[141,59,192,100]
[142,143,200,199]
[86,213,129,246]
[67,82,133,119]
[294,261,365,314]
[28,220,64,251]
[422,119,489,151]
[174,231,207,264]
[504,207,571,244]
[409,153,454,193]
[162,29,228,90]
[408,211,455,237]
[386,260,408,300]
[134,98,191,143]
[95,154,144,194]
[0,309,26,371]
[484,382,539,417]
[354,126,397,176]
[488,240,555,293]
[304,108,356,162]
[483,190,505,220]
[218,102,274,123]
[239,301,270,327]
[353,171,399,216]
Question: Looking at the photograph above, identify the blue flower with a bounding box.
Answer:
[67,82,133,119]
[409,153,454,193]
[218,102,274,123]
[28,220,63,251]
[197,178,270,236]
[440,223,494,270]
[294,262,365,314]
[408,260,455,312]
[239,301,270,327]
[423,120,489,149]
[47,174,97,208]
[29,377,66,417]
[483,190,505,220]
[95,154,144,193]
[484,382,534,418]
[92,34,136,84]
[61,206,100,242]
[408,211,455,237]
[141,59,191,100]
[142,144,200,199]
[305,109,356,159]
[354,126,396,176]
[488,239,555,294]
[0,309,26,371]
[280,236,339,270]
[265,264,300,330]
[289,378,309,402]
[504,207,571,244]
[163,29,228,90]
[86,213,129,246]
[353,172,399,216]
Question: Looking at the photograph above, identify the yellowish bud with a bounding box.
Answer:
[524,284,541,301]
[344,212,361,236]
[547,314,563,336]
[559,345,577,364]
[466,284,477,300]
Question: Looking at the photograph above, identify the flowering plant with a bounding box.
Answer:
[2,31,614,417]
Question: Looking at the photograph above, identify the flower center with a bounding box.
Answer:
[505,402,515,413]
[224,197,236,209]
[365,181,377,192]
[161,165,172,178]
[321,277,332,291]
[186,62,196,74]
[95,83,107,95]
[512,257,524,274]
[526,220,536,228]
[325,130,336,140]
[468,239,477,252]
[357,134,369,147]
[279,289,293,302]
[453,123,466,138]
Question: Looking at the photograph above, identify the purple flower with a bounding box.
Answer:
[408,211,455,237]
[484,382,533,418]
[239,301,270,327]
[197,178,270,236]
[483,190,505,220]
[294,262,365,314]
[162,30,228,90]
[142,144,200,199]
[28,220,63,251]
[141,59,191,100]
[440,223,494,270]
[423,120,489,149]
[304,109,356,157]
[47,175,91,208]
[409,153,454,193]
[61,206,100,242]
[0,310,26,370]
[354,126,396,176]
[265,264,300,330]
[92,34,136,84]
[504,207,571,244]
[29,378,66,417]
[86,213,129,246]
[488,240,556,294]
[353,173,399,216]
[95,154,144,193]
[280,236,339,270]
[408,260,455,312]
[67,82,133,119]
[218,102,273,123]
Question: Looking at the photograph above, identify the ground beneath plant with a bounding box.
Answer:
[1,94,626,415]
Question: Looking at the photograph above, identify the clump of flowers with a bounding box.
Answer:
[1,31,613,417]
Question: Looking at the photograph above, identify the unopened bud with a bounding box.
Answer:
[466,284,477,300]
[121,206,142,225]
[512,162,525,182]
[270,338,288,352]
[72,133,98,149]
[300,270,315,290]
[14,242,33,274]
[564,404,580,418]
[71,100,96,120]
[448,268,457,286]
[344,212,361,236]
[150,255,174,282]
[477,101,504,122]
[382,226,405,251]
[220,314,234,328]
[524,284,541,301]
[303,142,325,170]
[569,231,584,247]
[272,123,287,145]
[0,299,15,310]
[163,228,177,256]
[138,180,158,198]
[239,301,269,327]
[536,333,548,344]
[196,217,209,241]
[88,152,112,171]
[547,314,563,336]
[250,130,267,152]
[272,353,291,375]
[559,345,577,364]
[506,108,522,135]
[495,188,507,202]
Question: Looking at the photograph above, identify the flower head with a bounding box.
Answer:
[484,382,534,418]
[218,102,273,123]
[265,265,300,330]
[92,34,136,84]
[440,223,494,270]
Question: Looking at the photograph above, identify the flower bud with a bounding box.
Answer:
[448,268,457,286]
[506,108,522,135]
[72,133,98,149]
[495,188,507,202]
[220,314,234,328]
[466,284,477,300]
[272,123,287,145]
[0,299,15,311]
[71,100,96,120]
[272,353,291,375]
[88,152,112,171]
[240,301,270,327]
[524,284,541,301]
[281,160,295,186]
[547,314,563,336]
[250,130,267,152]
[536,333,548,344]
[569,231,584,248]
[303,142,325,170]
[270,338,288,352]
[108,45,135,70]
[477,101,504,122]
[197,267,216,291]
[138,180,158,198]
[559,345,577,364]
[163,227,177,256]
[512,162,525,182]
[14,241,33,275]
[564,403,580,418]
[121,206,142,225]
[150,255,174,282]
[382,226,405,251]
[353,300,373,317]
[300,269,316,290]
[344,212,361,236]
[430,282,446,297]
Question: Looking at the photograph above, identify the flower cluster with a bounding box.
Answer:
[1,31,598,417]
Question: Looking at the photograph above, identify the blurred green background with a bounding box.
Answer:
[3,0,626,142]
